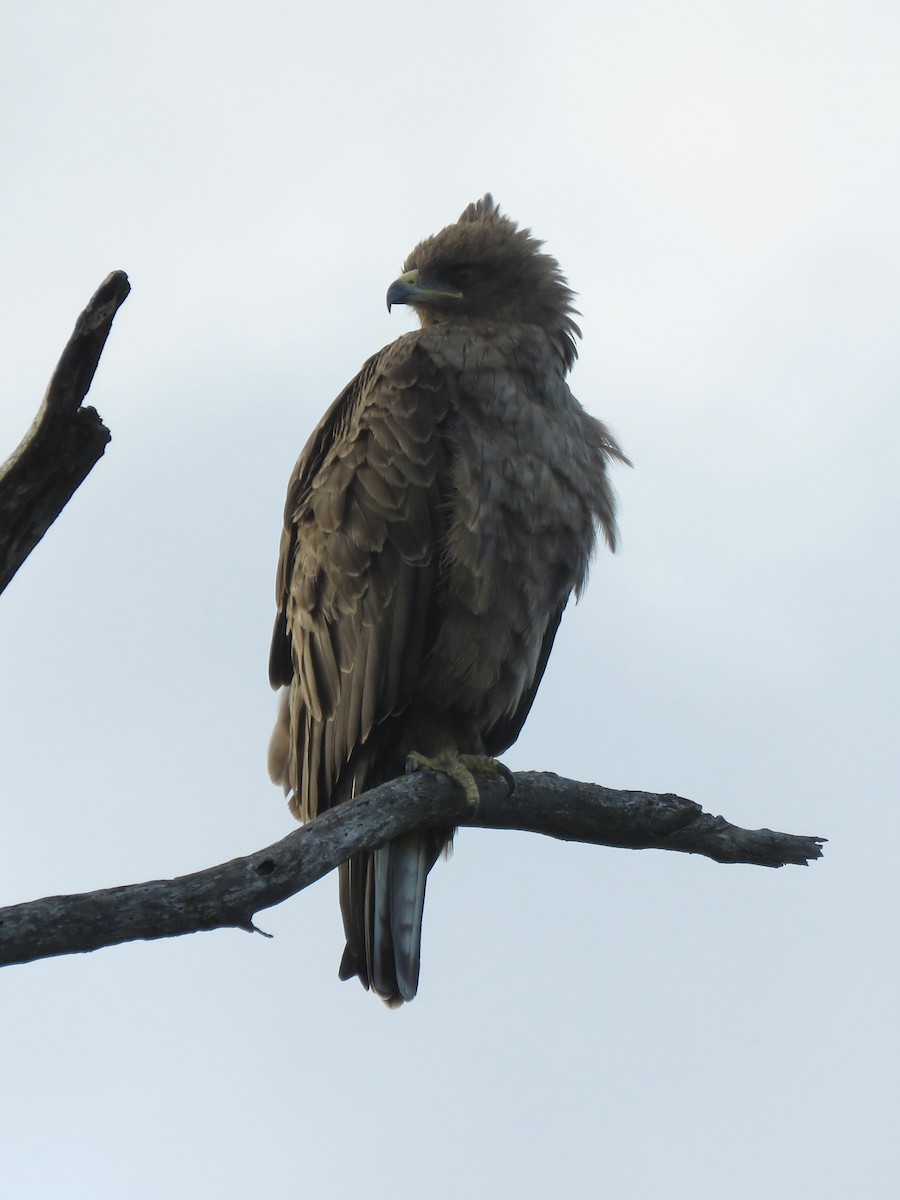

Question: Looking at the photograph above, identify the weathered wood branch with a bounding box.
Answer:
[0,271,130,594]
[0,770,824,968]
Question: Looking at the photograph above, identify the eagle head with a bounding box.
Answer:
[387,195,581,368]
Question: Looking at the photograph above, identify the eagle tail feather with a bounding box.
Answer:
[389,832,429,1002]
[365,833,429,1005]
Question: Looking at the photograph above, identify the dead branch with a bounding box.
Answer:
[0,770,824,969]
[0,271,130,594]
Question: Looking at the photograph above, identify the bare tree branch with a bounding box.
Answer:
[0,770,824,969]
[0,271,130,594]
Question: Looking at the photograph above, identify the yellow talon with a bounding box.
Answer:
[405,751,512,808]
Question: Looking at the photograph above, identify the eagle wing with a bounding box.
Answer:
[268,338,453,825]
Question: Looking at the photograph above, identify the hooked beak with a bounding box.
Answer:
[386,268,463,312]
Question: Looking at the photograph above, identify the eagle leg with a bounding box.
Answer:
[405,750,514,807]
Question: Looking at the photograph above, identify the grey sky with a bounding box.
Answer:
[2,2,898,1197]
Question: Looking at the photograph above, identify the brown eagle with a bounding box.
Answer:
[268,196,627,1006]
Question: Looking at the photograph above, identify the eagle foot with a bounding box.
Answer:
[404,751,514,808]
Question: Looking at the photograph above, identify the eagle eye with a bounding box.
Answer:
[448,264,481,288]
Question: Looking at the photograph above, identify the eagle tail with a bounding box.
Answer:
[338,829,448,1006]
[371,831,430,1005]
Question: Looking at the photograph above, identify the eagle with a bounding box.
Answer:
[268,195,627,1006]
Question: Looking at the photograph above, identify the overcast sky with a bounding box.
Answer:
[2,2,898,1197]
